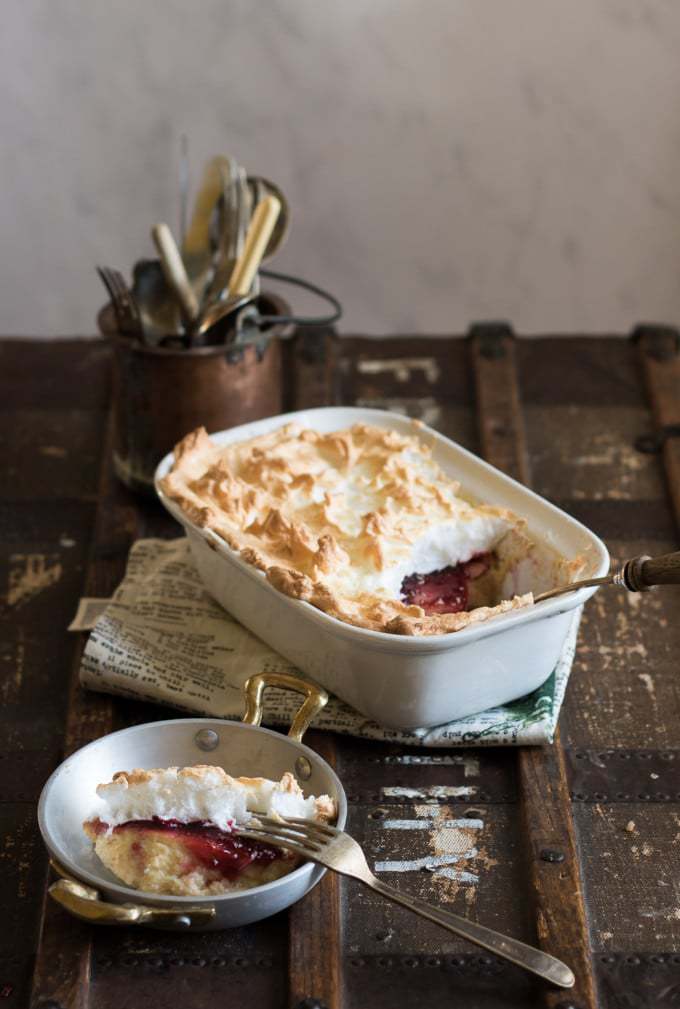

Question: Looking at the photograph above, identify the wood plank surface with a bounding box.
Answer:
[2,334,680,1009]
[30,412,132,1009]
[637,326,680,534]
[469,328,598,1009]
[285,333,345,1009]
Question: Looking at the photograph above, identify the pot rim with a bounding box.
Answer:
[99,291,294,359]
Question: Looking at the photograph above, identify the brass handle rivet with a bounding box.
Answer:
[172,915,192,928]
[194,729,219,752]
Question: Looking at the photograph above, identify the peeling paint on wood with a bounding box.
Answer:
[355,395,442,427]
[6,553,62,608]
[357,357,441,385]
[381,786,476,800]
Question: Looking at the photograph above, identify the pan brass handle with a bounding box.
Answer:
[243,672,328,743]
[48,860,215,928]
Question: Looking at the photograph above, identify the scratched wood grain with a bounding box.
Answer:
[3,334,680,1009]
[517,334,680,1000]
[525,405,666,503]
[0,341,107,1008]
[344,803,530,953]
[282,337,346,1009]
[564,537,680,750]
[575,803,680,952]
[469,329,598,1009]
[637,328,680,528]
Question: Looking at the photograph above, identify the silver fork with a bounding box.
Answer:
[238,816,575,990]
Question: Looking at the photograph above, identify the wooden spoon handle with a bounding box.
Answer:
[637,551,680,588]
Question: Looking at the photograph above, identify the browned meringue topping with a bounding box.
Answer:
[160,422,536,634]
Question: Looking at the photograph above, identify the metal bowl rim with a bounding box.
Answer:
[38,717,347,905]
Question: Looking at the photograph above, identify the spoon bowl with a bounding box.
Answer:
[131,259,183,343]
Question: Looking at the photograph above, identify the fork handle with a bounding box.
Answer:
[365,876,574,989]
[637,551,680,588]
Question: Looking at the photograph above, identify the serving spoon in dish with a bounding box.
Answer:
[535,550,680,603]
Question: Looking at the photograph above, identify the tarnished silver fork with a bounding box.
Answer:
[96,266,143,338]
[238,816,574,989]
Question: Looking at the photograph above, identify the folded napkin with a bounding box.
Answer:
[78,539,579,747]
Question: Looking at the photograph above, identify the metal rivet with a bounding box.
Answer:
[295,755,312,781]
[172,915,192,928]
[194,729,219,752]
[540,848,565,863]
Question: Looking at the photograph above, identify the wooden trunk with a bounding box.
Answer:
[1,327,679,1009]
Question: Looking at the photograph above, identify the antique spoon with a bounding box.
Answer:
[151,223,200,328]
[193,194,281,342]
[131,259,184,344]
[181,155,234,303]
[201,160,249,309]
[535,550,680,603]
[247,175,290,259]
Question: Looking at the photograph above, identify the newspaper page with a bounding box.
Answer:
[78,538,579,747]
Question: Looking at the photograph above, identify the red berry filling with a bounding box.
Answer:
[401,553,492,615]
[113,818,284,880]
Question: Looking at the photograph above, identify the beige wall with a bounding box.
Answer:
[2,0,680,335]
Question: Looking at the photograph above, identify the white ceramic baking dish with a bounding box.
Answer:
[155,407,609,729]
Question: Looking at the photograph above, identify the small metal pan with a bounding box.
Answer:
[38,672,347,931]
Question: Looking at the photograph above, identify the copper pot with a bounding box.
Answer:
[98,294,292,493]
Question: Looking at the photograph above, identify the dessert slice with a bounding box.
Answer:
[83,765,335,897]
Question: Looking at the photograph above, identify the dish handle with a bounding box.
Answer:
[48,860,215,929]
[242,672,329,743]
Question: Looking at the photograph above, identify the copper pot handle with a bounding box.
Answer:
[242,672,329,743]
[48,860,215,928]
